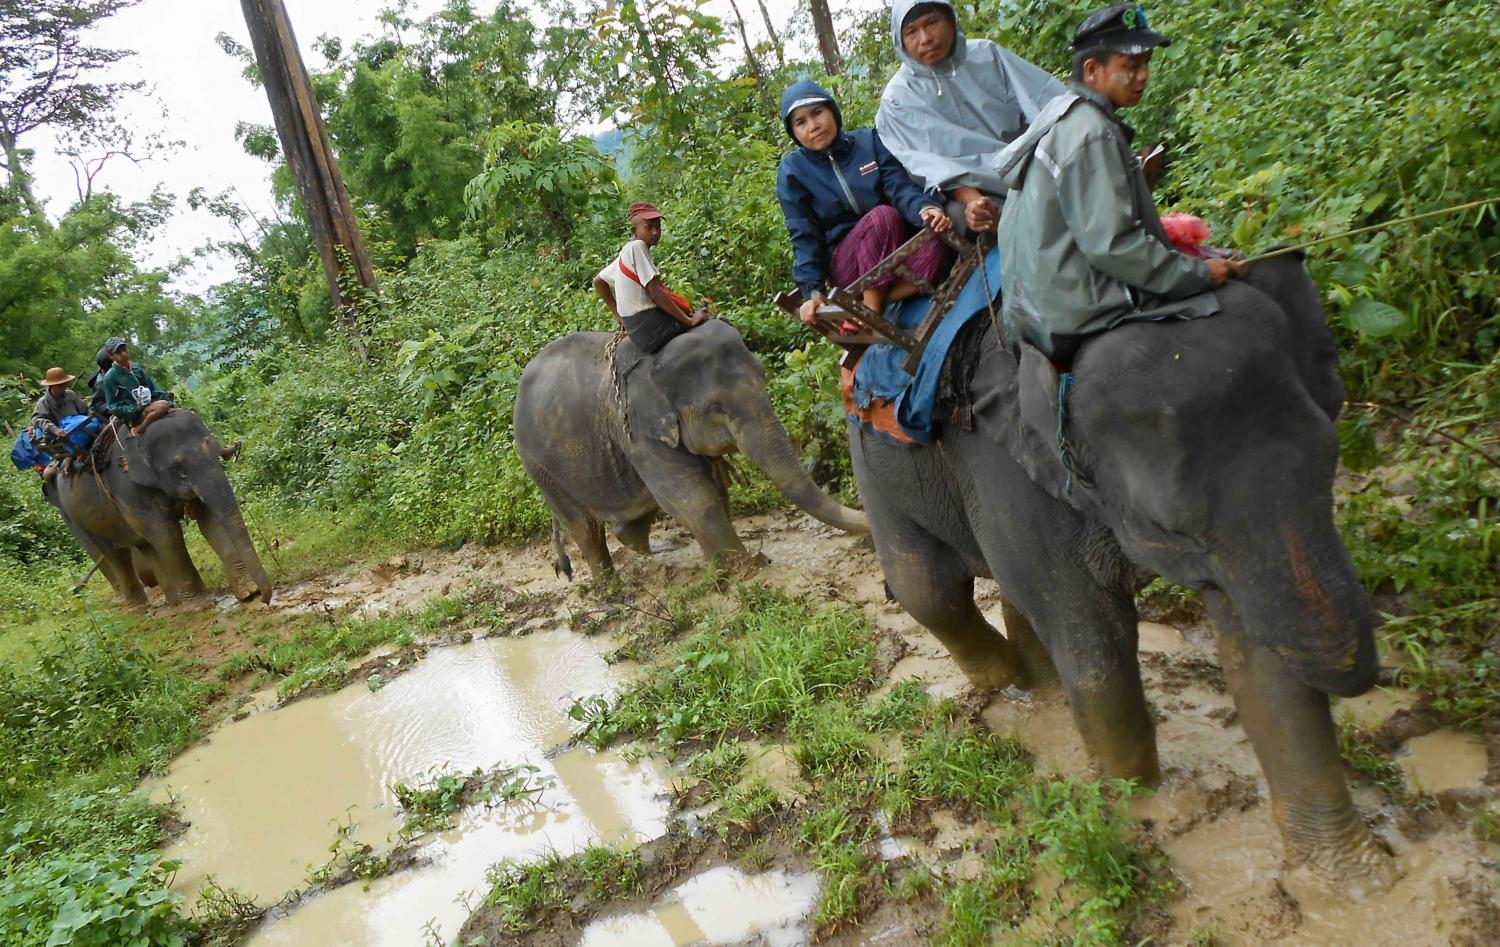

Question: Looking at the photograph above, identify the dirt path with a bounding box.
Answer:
[205,511,1498,944]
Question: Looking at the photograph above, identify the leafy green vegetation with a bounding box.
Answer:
[573,584,879,750]
[392,763,552,837]
[0,623,203,946]
[476,846,644,936]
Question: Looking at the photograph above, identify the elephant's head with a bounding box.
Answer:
[135,410,273,603]
[623,319,867,534]
[1017,257,1375,696]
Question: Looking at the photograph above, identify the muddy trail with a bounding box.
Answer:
[151,512,1499,945]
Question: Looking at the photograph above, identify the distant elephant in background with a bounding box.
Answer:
[850,255,1395,885]
[515,319,867,578]
[54,409,272,608]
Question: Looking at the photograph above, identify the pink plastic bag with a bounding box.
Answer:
[1160,213,1212,257]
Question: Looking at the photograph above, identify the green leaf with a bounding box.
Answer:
[1343,298,1410,337]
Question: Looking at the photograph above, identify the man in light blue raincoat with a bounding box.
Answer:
[876,0,1066,235]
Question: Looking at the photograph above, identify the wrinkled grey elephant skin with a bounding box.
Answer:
[852,256,1396,886]
[53,409,272,609]
[514,320,867,579]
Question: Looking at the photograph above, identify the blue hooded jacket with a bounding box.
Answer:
[776,79,940,300]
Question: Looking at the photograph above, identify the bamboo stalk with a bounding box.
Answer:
[1245,196,1500,262]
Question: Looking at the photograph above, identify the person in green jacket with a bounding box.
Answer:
[99,338,241,459]
[996,3,1246,361]
[101,337,174,437]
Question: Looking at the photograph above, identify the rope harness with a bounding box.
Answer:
[90,418,122,507]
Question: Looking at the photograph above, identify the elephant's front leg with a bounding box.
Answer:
[634,447,747,565]
[1206,591,1398,889]
[135,520,207,605]
[879,540,1029,690]
[1041,603,1160,785]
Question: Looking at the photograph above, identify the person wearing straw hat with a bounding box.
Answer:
[995,3,1247,361]
[592,202,710,355]
[30,367,88,482]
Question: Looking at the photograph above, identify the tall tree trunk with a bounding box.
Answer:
[725,0,775,119]
[756,0,785,68]
[807,0,844,76]
[1,130,46,220]
[725,0,765,84]
[239,0,376,362]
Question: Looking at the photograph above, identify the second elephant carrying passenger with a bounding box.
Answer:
[514,320,867,578]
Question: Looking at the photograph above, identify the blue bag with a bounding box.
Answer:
[10,430,48,472]
[53,414,101,456]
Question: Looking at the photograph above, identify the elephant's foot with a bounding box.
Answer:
[1070,691,1160,786]
[710,548,768,577]
[947,642,1028,692]
[1276,800,1401,894]
[157,591,215,614]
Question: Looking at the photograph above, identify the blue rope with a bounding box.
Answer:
[1056,372,1075,494]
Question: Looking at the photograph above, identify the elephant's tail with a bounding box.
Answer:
[551,517,574,581]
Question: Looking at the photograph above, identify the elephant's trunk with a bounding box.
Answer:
[195,475,273,604]
[730,408,868,535]
[1213,501,1376,697]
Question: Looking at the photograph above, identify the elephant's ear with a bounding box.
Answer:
[117,430,163,490]
[623,363,680,448]
[1014,341,1075,501]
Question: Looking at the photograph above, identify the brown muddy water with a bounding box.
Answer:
[148,628,671,946]
[579,866,821,946]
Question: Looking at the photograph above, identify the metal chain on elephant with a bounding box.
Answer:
[605,328,632,441]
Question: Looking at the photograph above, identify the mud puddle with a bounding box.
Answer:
[579,866,821,947]
[1397,729,1490,794]
[148,628,670,945]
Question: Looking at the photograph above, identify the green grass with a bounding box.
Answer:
[688,741,749,795]
[392,763,552,837]
[477,846,644,935]
[862,680,934,733]
[575,583,878,750]
[900,721,1032,819]
[1025,778,1162,945]
[934,833,1031,947]
[1334,717,1424,807]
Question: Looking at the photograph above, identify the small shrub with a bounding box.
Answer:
[0,852,186,947]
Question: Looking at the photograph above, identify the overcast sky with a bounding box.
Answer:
[25,0,882,295]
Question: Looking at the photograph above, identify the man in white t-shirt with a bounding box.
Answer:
[593,201,709,354]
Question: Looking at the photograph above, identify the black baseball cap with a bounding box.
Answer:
[1073,4,1171,55]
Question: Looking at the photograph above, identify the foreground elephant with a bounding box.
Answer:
[853,256,1393,883]
[54,409,272,607]
[515,320,867,577]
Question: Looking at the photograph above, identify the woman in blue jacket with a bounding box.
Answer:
[776,80,951,326]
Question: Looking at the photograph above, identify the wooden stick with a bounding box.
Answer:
[1245,196,1500,263]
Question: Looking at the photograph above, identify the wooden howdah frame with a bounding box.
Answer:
[774,226,987,372]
